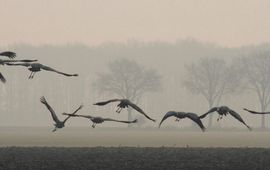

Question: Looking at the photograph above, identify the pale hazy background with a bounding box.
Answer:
[0,0,270,47]
[0,0,270,147]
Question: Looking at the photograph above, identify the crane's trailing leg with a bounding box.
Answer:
[92,123,96,128]
[29,72,36,79]
[31,72,36,79]
[116,107,122,113]
[28,72,33,79]
[217,115,223,121]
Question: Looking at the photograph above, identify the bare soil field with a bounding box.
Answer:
[0,128,269,169]
[0,147,269,170]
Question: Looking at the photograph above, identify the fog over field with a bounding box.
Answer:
[0,0,270,148]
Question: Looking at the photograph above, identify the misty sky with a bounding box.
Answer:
[0,0,270,47]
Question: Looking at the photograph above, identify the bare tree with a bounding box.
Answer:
[183,57,241,127]
[240,51,270,128]
[94,59,161,126]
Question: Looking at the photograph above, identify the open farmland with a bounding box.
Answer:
[0,128,269,169]
[0,147,269,170]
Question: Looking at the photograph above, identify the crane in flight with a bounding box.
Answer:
[93,99,156,122]
[0,59,37,83]
[40,96,83,132]
[159,111,206,131]
[6,62,78,79]
[200,106,252,130]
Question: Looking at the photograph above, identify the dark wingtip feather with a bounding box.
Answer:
[40,96,46,104]
[243,108,249,111]
[93,102,104,106]
[62,113,69,116]
[199,114,207,119]
[132,119,138,123]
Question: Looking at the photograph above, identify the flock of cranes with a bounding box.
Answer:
[0,51,268,132]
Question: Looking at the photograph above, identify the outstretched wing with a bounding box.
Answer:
[229,109,252,131]
[3,59,37,63]
[0,72,6,83]
[103,118,138,124]
[63,105,84,123]
[186,113,206,131]
[159,111,177,128]
[40,96,61,124]
[93,99,121,106]
[5,62,31,67]
[41,65,78,77]
[62,113,94,119]
[0,51,16,59]
[127,101,156,122]
[243,108,270,114]
[199,107,218,119]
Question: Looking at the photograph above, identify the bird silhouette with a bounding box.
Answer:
[62,113,137,128]
[159,111,206,131]
[40,96,83,132]
[200,106,252,130]
[0,51,16,59]
[0,59,37,83]
[243,108,270,114]
[6,62,78,79]
[93,99,156,122]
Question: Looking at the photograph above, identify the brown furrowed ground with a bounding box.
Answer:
[0,147,268,170]
[0,127,270,169]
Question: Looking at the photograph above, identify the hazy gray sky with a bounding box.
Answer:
[0,0,270,47]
